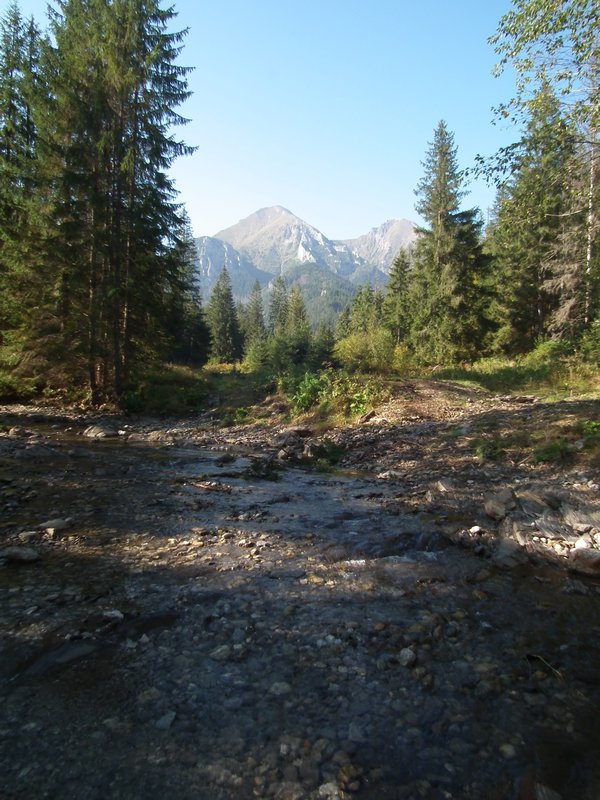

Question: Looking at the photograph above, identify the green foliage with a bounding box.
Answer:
[289,371,331,413]
[282,369,389,420]
[120,367,208,415]
[334,328,395,373]
[532,441,573,465]
[406,121,490,363]
[575,419,600,442]
[580,319,600,365]
[206,266,244,363]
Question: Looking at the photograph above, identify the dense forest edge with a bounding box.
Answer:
[0,0,599,427]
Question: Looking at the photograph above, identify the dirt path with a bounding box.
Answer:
[1,383,600,800]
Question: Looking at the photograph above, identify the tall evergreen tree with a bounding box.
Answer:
[485,84,579,351]
[268,275,288,334]
[407,121,488,363]
[206,265,243,363]
[243,280,266,346]
[383,248,412,344]
[0,3,44,349]
[35,0,195,399]
[285,285,311,364]
[491,0,600,328]
[166,211,210,366]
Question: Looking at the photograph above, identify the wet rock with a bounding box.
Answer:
[269,681,292,697]
[569,548,600,575]
[399,647,417,668]
[533,784,562,800]
[492,538,527,568]
[209,645,231,662]
[0,545,40,563]
[37,517,71,533]
[83,424,118,438]
[155,711,176,731]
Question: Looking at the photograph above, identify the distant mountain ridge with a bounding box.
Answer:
[194,206,417,322]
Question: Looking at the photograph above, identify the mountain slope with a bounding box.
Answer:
[194,206,418,325]
[194,237,271,302]
[214,206,364,278]
[341,219,417,274]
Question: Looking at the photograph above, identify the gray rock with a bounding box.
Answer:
[209,645,231,662]
[83,424,118,438]
[269,681,292,696]
[155,711,176,730]
[37,517,71,532]
[0,546,40,563]
[493,538,527,568]
[533,784,563,800]
[399,647,417,668]
[484,489,515,520]
[569,548,600,575]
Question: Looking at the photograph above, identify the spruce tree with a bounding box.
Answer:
[285,285,311,364]
[268,275,288,334]
[244,281,266,346]
[485,84,578,351]
[407,121,488,363]
[206,265,243,363]
[38,0,194,398]
[383,249,411,344]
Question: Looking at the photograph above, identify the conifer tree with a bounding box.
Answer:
[485,84,579,351]
[285,285,311,364]
[38,0,194,398]
[0,3,44,348]
[407,121,488,363]
[383,249,412,344]
[244,281,266,346]
[268,275,288,334]
[206,265,243,363]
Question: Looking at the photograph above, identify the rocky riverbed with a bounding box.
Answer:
[1,383,600,799]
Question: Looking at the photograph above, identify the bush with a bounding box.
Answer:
[334,328,395,373]
[580,319,600,365]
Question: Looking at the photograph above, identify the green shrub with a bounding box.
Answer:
[532,441,572,464]
[580,319,600,365]
[334,328,395,373]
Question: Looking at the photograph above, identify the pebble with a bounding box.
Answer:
[269,682,292,696]
[155,711,176,731]
[399,648,417,668]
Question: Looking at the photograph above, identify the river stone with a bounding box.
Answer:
[0,546,40,563]
[569,548,600,575]
[38,517,71,532]
[533,784,563,800]
[155,711,176,730]
[269,681,292,696]
[83,424,118,438]
[493,538,527,567]
[209,645,231,662]
[484,489,515,520]
[399,647,417,668]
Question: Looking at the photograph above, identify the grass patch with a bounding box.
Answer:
[532,441,573,465]
[281,369,390,423]
[432,342,600,400]
[121,365,210,414]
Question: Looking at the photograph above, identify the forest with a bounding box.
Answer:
[0,0,599,410]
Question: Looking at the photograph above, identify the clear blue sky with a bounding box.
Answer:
[15,0,518,239]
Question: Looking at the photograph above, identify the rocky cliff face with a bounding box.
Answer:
[194,206,417,319]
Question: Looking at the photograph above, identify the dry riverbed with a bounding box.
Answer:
[1,381,600,800]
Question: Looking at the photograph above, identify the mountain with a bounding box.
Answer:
[214,206,364,278]
[341,218,417,274]
[194,206,417,325]
[195,236,271,302]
